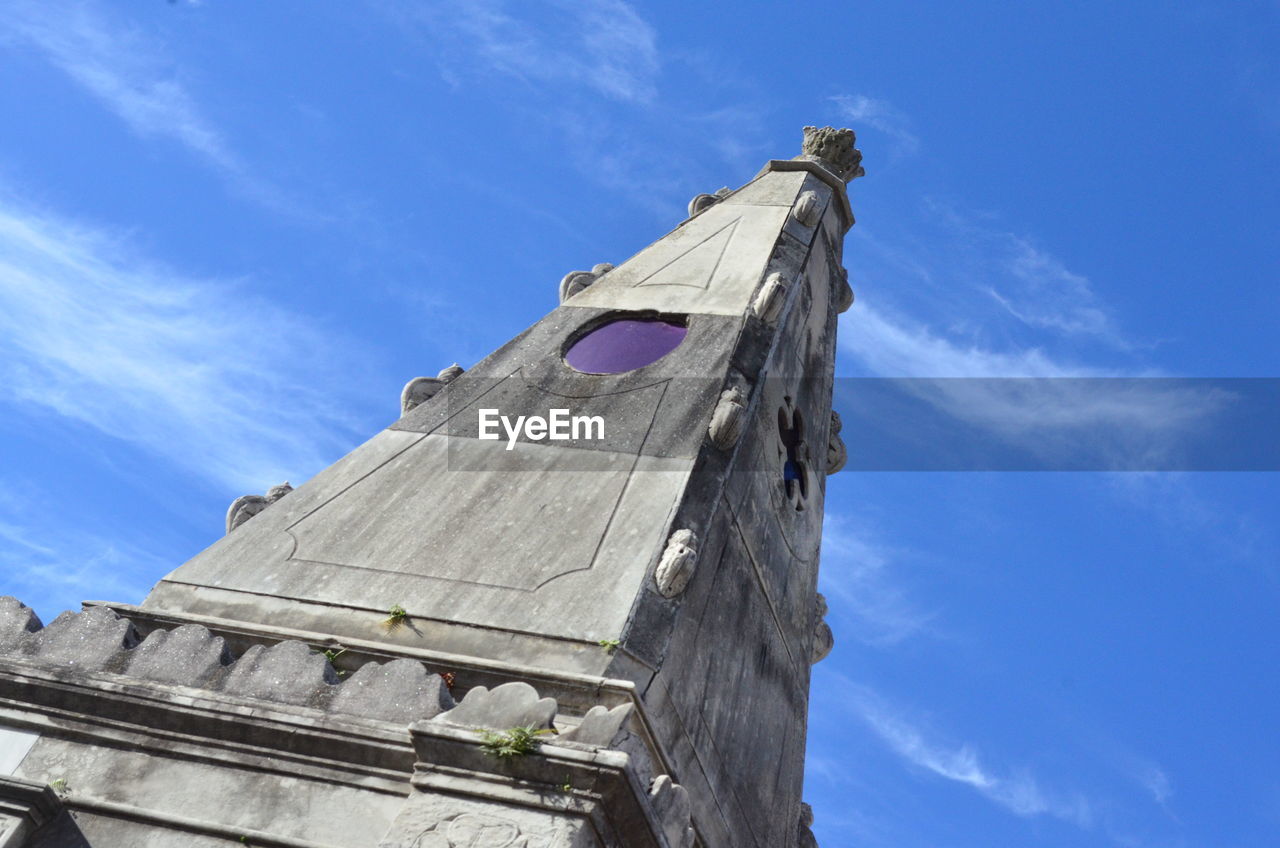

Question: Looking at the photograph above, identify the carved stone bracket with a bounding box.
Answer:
[686,186,731,219]
[401,364,465,416]
[226,482,292,534]
[708,386,747,450]
[811,594,834,664]
[654,529,699,599]
[752,272,788,324]
[558,263,614,303]
[826,411,847,475]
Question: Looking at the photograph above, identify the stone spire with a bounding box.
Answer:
[0,127,860,848]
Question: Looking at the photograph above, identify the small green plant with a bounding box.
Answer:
[383,605,409,630]
[597,638,621,654]
[49,777,68,795]
[475,725,554,759]
[560,776,573,793]
[322,647,348,676]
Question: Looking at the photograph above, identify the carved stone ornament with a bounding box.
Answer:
[752,272,788,323]
[798,802,819,848]
[792,190,823,227]
[827,410,847,475]
[558,262,614,303]
[686,186,731,218]
[400,364,464,416]
[708,386,748,450]
[654,528,698,598]
[799,125,865,183]
[834,265,854,313]
[811,593,834,663]
[649,775,696,848]
[226,481,292,534]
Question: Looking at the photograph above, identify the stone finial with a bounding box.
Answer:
[799,126,865,182]
[655,528,699,598]
[558,263,615,303]
[226,482,293,534]
[401,364,465,416]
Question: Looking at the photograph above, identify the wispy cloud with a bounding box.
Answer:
[3,1,234,170]
[833,94,920,158]
[0,191,376,493]
[820,518,935,647]
[1,1,311,216]
[851,682,1094,828]
[384,0,660,103]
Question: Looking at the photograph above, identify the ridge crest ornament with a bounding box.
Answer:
[798,125,865,182]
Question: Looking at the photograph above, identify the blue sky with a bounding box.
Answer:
[0,1,1277,846]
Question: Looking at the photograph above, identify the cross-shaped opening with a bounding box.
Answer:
[778,399,808,511]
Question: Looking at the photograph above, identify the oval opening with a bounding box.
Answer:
[564,317,688,374]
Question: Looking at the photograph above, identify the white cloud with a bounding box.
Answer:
[0,192,375,493]
[851,683,1094,828]
[819,518,935,647]
[386,0,660,103]
[3,1,235,171]
[832,94,920,157]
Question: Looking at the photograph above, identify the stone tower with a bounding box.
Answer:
[0,126,861,848]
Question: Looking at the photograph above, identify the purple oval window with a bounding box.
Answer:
[565,318,688,374]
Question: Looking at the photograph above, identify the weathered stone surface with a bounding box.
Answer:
[329,658,455,723]
[433,682,556,731]
[220,640,337,706]
[798,801,819,848]
[0,597,42,655]
[558,703,633,748]
[123,624,231,688]
[30,607,138,673]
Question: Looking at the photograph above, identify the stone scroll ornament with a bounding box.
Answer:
[811,593,834,663]
[557,262,614,303]
[654,529,698,598]
[798,125,865,183]
[708,386,747,450]
[686,186,731,218]
[826,410,848,475]
[400,364,465,416]
[752,272,788,324]
[226,482,293,534]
